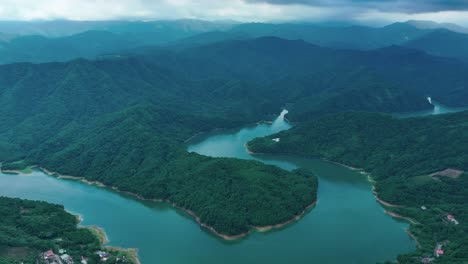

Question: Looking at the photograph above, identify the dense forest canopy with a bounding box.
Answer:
[0,18,467,262]
[1,35,468,237]
[248,111,468,263]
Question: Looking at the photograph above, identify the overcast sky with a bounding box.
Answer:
[1,0,468,26]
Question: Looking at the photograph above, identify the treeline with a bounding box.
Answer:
[248,111,468,263]
[0,197,135,264]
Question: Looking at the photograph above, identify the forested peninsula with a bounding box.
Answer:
[248,111,468,263]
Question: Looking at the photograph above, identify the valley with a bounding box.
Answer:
[0,15,467,264]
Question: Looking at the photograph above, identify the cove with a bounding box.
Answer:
[1,110,416,264]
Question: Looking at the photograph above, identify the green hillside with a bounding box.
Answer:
[1,37,468,237]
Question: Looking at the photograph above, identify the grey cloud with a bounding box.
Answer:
[247,0,468,13]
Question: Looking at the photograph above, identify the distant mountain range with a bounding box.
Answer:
[0,20,467,64]
[405,20,468,34]
[0,19,237,37]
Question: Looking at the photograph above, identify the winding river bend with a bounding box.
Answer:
[4,102,464,263]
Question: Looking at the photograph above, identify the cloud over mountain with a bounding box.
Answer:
[0,0,467,26]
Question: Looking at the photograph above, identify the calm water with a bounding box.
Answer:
[0,110,417,264]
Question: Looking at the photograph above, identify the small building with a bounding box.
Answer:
[59,249,66,254]
[44,250,54,260]
[421,257,434,263]
[61,254,73,264]
[272,138,280,142]
[421,206,427,210]
[96,251,110,261]
[447,214,459,225]
[436,249,444,255]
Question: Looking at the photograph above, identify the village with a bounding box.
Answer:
[418,209,461,264]
[38,249,129,264]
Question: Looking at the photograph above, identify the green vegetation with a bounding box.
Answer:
[0,39,327,236]
[0,160,31,173]
[0,196,135,264]
[1,36,467,237]
[248,111,468,263]
[0,101,317,236]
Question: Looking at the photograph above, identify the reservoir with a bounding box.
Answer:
[1,110,416,264]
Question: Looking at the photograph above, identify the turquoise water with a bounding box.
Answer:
[0,110,416,263]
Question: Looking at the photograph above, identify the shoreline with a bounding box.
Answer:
[371,186,402,208]
[385,210,419,225]
[252,200,317,232]
[74,212,140,264]
[37,166,317,241]
[87,225,110,245]
[244,145,422,246]
[244,143,255,155]
[406,228,421,249]
[1,165,35,175]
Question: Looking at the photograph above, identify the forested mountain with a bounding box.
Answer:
[177,22,430,50]
[404,29,468,61]
[176,37,468,116]
[180,21,468,62]
[1,20,468,64]
[0,19,235,37]
[248,111,468,263]
[406,20,468,34]
[0,47,318,237]
[0,15,467,263]
[0,36,467,238]
[0,20,235,64]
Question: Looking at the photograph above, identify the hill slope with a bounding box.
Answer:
[1,37,468,237]
[404,29,468,61]
[0,53,318,237]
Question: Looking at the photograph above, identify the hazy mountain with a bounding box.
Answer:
[404,29,468,61]
[0,31,136,64]
[0,19,236,37]
[176,22,430,50]
[406,20,468,34]
[2,20,468,65]
[0,20,237,64]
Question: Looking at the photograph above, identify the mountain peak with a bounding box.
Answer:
[405,20,468,34]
